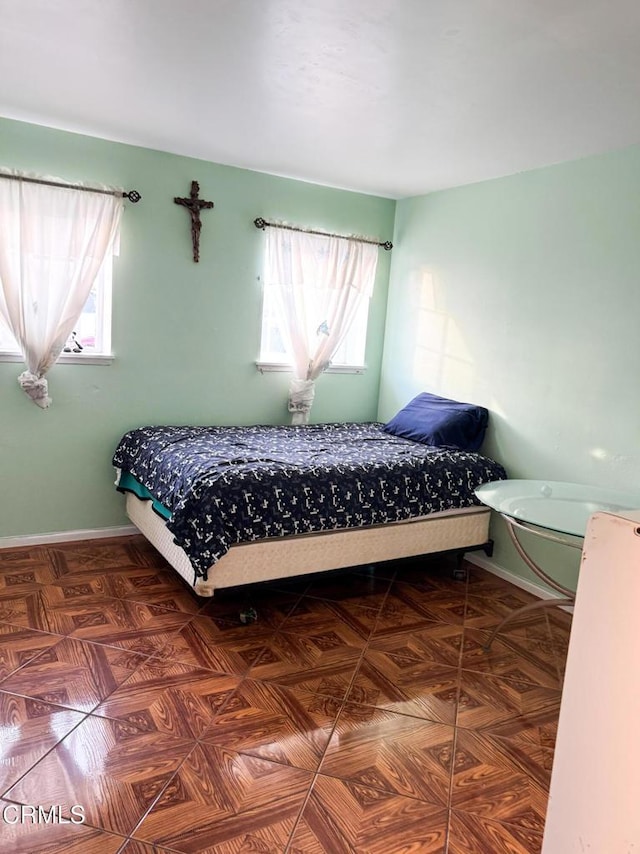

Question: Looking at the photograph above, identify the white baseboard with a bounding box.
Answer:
[0,525,138,550]
[465,551,574,610]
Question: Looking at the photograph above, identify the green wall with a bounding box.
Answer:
[379,146,640,591]
[0,118,395,539]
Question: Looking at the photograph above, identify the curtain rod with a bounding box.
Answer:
[253,217,392,250]
[0,172,141,203]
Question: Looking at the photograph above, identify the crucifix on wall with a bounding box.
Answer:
[174,180,214,262]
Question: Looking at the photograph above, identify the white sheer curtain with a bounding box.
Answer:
[0,172,123,407]
[265,226,378,424]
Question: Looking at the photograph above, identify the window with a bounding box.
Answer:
[0,172,123,406]
[258,227,376,373]
[259,277,369,369]
[0,254,113,359]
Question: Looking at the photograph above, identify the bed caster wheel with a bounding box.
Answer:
[239,607,258,624]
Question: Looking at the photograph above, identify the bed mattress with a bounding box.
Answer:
[125,491,492,596]
[113,421,506,581]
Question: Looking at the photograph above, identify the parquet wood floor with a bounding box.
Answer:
[0,535,571,853]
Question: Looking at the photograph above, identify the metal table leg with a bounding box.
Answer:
[483,515,579,650]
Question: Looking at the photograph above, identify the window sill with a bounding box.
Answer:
[256,361,366,375]
[0,352,114,366]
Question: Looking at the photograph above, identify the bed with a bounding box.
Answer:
[113,417,506,597]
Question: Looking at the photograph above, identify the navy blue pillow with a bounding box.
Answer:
[383,392,489,451]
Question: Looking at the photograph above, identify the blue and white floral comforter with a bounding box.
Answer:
[113,422,506,580]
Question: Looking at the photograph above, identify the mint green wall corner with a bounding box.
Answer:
[379,146,640,592]
[0,118,395,538]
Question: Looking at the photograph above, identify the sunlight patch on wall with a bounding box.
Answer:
[410,268,476,396]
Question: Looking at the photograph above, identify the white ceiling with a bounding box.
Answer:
[1,0,640,199]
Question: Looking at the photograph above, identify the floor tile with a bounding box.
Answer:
[123,535,174,570]
[394,557,467,594]
[132,742,312,853]
[0,623,63,681]
[320,703,454,806]
[39,575,115,607]
[157,615,267,675]
[0,547,56,587]
[0,589,56,633]
[0,692,85,794]
[304,570,392,610]
[106,564,200,601]
[93,659,240,740]
[0,636,147,713]
[5,715,195,836]
[45,540,151,575]
[450,729,548,832]
[117,840,178,854]
[389,582,468,625]
[391,565,454,594]
[0,802,125,854]
[457,670,560,749]
[466,565,529,598]
[460,629,560,689]
[197,587,301,630]
[368,622,464,669]
[104,573,202,616]
[547,607,573,658]
[448,808,543,854]
[247,630,364,693]
[45,598,191,649]
[464,591,552,643]
[280,596,378,640]
[277,605,372,648]
[132,588,212,615]
[200,678,336,770]
[0,569,51,596]
[288,774,448,853]
[486,733,555,791]
[367,592,441,636]
[0,536,566,851]
[347,654,459,724]
[259,660,360,700]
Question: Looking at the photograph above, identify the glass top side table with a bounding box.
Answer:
[474,479,640,647]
